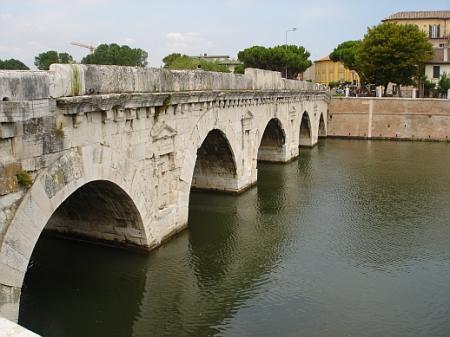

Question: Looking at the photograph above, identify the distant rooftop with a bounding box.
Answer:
[383,10,450,21]
[191,54,231,59]
[314,55,331,63]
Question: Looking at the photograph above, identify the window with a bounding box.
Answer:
[433,66,440,79]
[429,25,441,39]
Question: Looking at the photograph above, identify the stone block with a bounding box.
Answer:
[0,162,20,196]
[0,123,17,139]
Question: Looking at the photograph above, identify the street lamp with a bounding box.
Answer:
[285,27,297,79]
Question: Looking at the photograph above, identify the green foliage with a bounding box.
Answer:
[155,94,172,119]
[328,81,340,89]
[82,43,148,67]
[34,51,74,70]
[438,73,450,94]
[162,53,230,73]
[234,64,245,74]
[71,64,80,96]
[237,45,312,79]
[424,77,436,90]
[0,58,29,70]
[355,23,433,93]
[16,170,32,189]
[163,54,197,70]
[423,77,436,97]
[330,40,361,72]
[199,60,230,72]
[163,53,182,66]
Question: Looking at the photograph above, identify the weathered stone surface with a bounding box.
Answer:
[0,65,328,323]
[0,71,50,101]
[0,162,20,196]
[43,150,83,198]
[0,317,40,336]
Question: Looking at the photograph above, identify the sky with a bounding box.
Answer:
[0,0,449,69]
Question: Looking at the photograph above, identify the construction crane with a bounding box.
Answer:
[71,42,96,54]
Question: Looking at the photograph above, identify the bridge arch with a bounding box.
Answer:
[0,145,153,321]
[192,128,238,192]
[257,118,287,162]
[299,111,313,147]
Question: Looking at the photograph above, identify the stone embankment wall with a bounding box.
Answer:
[328,97,450,141]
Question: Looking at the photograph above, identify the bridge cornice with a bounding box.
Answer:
[55,90,329,115]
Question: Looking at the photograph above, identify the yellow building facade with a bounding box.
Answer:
[383,11,450,48]
[313,56,360,85]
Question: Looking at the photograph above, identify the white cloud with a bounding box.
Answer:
[166,32,213,54]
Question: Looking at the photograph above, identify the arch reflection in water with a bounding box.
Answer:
[133,182,291,337]
[19,238,148,337]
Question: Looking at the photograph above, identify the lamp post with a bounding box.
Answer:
[285,27,297,79]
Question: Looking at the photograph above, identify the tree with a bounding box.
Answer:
[81,43,148,67]
[0,58,29,70]
[34,51,74,70]
[238,45,312,79]
[162,53,230,73]
[355,22,433,96]
[234,64,245,74]
[423,77,436,97]
[163,53,195,69]
[438,73,450,96]
[330,40,361,75]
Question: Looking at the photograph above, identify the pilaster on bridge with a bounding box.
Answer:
[0,64,329,321]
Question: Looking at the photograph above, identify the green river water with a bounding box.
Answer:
[19,139,450,337]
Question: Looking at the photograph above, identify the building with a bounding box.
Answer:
[383,10,450,85]
[310,56,359,86]
[190,54,242,72]
[383,10,450,48]
[425,47,450,83]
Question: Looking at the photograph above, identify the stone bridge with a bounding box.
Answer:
[0,65,329,321]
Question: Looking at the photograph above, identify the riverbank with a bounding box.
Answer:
[328,97,450,141]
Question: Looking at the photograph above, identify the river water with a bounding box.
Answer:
[19,139,450,337]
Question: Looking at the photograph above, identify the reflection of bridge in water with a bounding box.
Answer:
[0,65,328,322]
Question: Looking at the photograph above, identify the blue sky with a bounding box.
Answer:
[0,0,448,68]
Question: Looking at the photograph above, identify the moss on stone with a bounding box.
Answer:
[16,170,32,189]
[71,65,80,96]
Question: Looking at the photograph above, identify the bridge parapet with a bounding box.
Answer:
[0,65,327,101]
